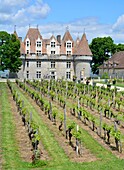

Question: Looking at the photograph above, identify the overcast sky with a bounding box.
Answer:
[1,0,124,44]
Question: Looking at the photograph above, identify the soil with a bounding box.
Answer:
[7,87,49,163]
[19,89,98,163]
[23,83,124,161]
[11,82,124,163]
[44,95,124,160]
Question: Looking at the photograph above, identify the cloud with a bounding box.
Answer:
[112,15,124,33]
[27,2,50,19]
[0,0,27,13]
[0,0,50,25]
[1,0,124,44]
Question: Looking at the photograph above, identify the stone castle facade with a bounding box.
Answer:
[16,27,92,81]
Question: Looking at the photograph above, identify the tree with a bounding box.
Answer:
[115,43,124,52]
[90,37,116,74]
[0,31,22,72]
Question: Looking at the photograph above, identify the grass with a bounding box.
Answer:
[0,83,47,170]
[96,81,124,88]
[1,82,124,169]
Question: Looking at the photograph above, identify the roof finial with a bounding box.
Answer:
[66,26,69,31]
[84,28,85,33]
[37,24,38,29]
[77,32,79,38]
[14,25,16,32]
[52,31,54,35]
[29,24,30,28]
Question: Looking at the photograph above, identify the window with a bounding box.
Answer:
[27,61,29,67]
[27,50,29,54]
[26,41,29,47]
[51,51,55,55]
[36,61,41,67]
[51,42,55,48]
[67,51,71,56]
[37,41,41,47]
[67,42,72,48]
[26,71,29,78]
[36,71,41,78]
[66,61,71,68]
[51,61,55,68]
[36,50,41,55]
[66,72,71,79]
[50,71,55,79]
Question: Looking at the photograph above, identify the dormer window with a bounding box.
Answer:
[37,41,41,47]
[51,42,55,48]
[26,41,29,47]
[66,42,72,48]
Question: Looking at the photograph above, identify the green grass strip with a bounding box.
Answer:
[12,83,124,170]
[0,83,23,170]
[0,83,47,170]
[12,83,69,166]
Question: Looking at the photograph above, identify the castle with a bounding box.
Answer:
[16,27,92,81]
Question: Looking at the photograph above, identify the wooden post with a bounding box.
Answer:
[114,121,117,132]
[48,80,50,97]
[66,81,68,99]
[113,88,116,108]
[78,97,80,119]
[49,101,52,121]
[88,84,89,95]
[64,104,66,137]
[99,110,102,137]
[76,125,79,156]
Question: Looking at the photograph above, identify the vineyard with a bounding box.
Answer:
[0,79,124,170]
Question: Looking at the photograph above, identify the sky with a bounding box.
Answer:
[1,0,124,44]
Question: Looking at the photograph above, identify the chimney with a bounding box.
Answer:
[57,35,61,43]
[18,37,22,42]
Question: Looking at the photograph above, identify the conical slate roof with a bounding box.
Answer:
[24,28,42,53]
[24,28,42,41]
[13,30,18,39]
[74,33,92,56]
[62,30,73,42]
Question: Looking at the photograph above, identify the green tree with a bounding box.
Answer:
[90,37,116,74]
[115,43,124,52]
[0,31,22,72]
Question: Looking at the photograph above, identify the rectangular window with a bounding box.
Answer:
[36,61,41,67]
[51,61,55,68]
[66,61,71,68]
[51,51,55,55]
[27,61,29,67]
[36,71,41,78]
[26,41,29,47]
[67,51,71,56]
[67,42,72,48]
[26,71,29,78]
[36,50,41,55]
[66,72,71,79]
[50,71,55,79]
[37,41,41,47]
[51,42,55,48]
